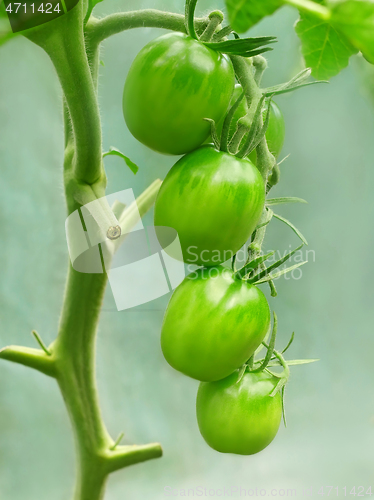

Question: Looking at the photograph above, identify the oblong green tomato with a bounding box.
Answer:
[196,370,282,454]
[161,266,270,382]
[154,146,265,266]
[215,84,285,160]
[123,33,235,155]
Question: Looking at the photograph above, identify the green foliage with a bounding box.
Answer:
[0,0,16,47]
[103,146,139,174]
[331,0,374,64]
[225,0,282,33]
[225,0,374,80]
[295,5,358,79]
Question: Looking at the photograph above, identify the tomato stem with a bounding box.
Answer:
[185,0,199,40]
[251,312,278,373]
[253,55,268,86]
[220,90,245,152]
[230,55,276,180]
[199,10,224,42]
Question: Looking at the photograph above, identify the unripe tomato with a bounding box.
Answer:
[196,369,282,454]
[154,146,265,266]
[123,33,235,155]
[215,85,285,160]
[161,266,270,382]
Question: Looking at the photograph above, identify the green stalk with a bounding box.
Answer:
[6,6,183,499]
[229,55,275,181]
[199,11,224,42]
[55,266,111,500]
[26,4,103,185]
[85,10,208,46]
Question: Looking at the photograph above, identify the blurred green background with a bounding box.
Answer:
[1,0,374,498]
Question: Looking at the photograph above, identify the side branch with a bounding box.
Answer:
[0,346,56,378]
[103,443,163,473]
[85,10,208,46]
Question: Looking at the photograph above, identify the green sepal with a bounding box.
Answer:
[212,25,233,42]
[203,36,276,57]
[247,243,304,284]
[273,213,308,245]
[103,147,139,175]
[281,332,295,354]
[262,68,328,97]
[266,197,307,206]
[262,81,328,97]
[251,312,278,373]
[254,261,308,285]
[236,95,267,158]
[204,118,220,150]
[220,90,245,152]
[267,358,319,367]
[235,251,275,280]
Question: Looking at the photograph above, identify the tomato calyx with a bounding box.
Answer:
[185,0,276,56]
[233,241,306,286]
[237,312,318,425]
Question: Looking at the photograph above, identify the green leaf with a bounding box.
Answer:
[103,147,139,175]
[225,0,283,33]
[295,3,358,79]
[273,213,308,245]
[331,0,374,64]
[0,1,16,47]
[204,36,277,57]
[254,261,308,284]
[248,243,304,284]
[266,197,308,206]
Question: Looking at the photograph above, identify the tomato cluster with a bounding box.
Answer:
[123,28,287,455]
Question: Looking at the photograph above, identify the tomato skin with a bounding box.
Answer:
[154,146,265,266]
[196,370,282,454]
[215,85,285,160]
[123,32,235,155]
[161,266,270,382]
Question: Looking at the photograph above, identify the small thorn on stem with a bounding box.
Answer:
[110,432,125,450]
[31,330,51,356]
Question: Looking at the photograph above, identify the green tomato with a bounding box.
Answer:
[215,84,285,160]
[123,32,235,155]
[196,369,282,454]
[161,266,270,382]
[154,146,265,266]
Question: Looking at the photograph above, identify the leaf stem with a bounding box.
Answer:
[0,346,56,378]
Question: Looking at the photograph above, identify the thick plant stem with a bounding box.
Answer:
[2,7,190,499]
[55,267,111,500]
[26,4,103,185]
